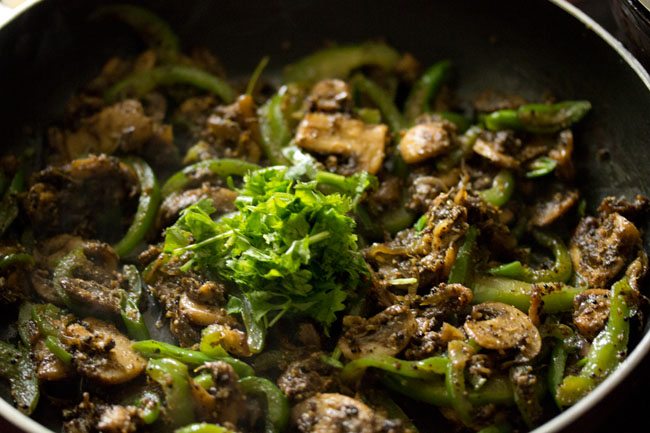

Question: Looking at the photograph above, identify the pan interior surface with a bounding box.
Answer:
[0,1,648,432]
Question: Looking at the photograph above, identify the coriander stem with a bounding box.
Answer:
[173,230,234,253]
[308,231,331,244]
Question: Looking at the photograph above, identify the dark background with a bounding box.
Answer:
[0,0,649,432]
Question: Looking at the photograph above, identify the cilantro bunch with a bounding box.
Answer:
[164,166,370,351]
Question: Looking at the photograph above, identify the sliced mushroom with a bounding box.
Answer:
[24,154,139,240]
[58,241,125,318]
[292,393,405,433]
[399,121,453,164]
[60,99,166,159]
[203,94,263,163]
[95,404,142,433]
[307,79,352,112]
[404,284,473,360]
[62,317,146,385]
[597,194,650,223]
[179,293,233,327]
[425,188,470,280]
[198,322,250,358]
[464,302,541,361]
[528,282,566,326]
[548,129,575,180]
[338,304,417,360]
[473,131,520,169]
[295,113,387,174]
[63,392,142,433]
[278,352,343,403]
[406,171,460,213]
[573,289,610,340]
[31,236,125,312]
[570,212,641,287]
[158,184,237,228]
[192,361,246,426]
[529,189,579,227]
[34,339,74,381]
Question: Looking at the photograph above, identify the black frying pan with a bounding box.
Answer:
[0,1,649,432]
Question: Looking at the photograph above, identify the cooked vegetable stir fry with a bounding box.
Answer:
[1,5,648,433]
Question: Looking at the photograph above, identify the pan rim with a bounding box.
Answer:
[530,1,650,432]
[0,1,649,432]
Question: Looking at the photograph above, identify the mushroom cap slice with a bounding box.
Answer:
[464,302,541,361]
[399,122,452,164]
[573,288,611,340]
[295,112,387,174]
[338,304,417,360]
[63,317,146,385]
[292,393,404,433]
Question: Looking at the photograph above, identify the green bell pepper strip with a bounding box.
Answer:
[259,91,292,165]
[478,170,515,207]
[120,265,150,340]
[556,277,633,406]
[114,157,161,257]
[17,302,34,347]
[132,389,161,424]
[526,156,557,178]
[146,358,194,428]
[93,4,180,54]
[438,111,472,132]
[404,60,452,122]
[361,389,419,433]
[548,343,568,408]
[283,42,400,84]
[246,56,270,96]
[477,423,513,433]
[354,204,383,240]
[162,158,260,197]
[448,226,479,286]
[199,325,232,358]
[483,100,591,134]
[175,423,236,433]
[445,340,474,425]
[192,371,215,390]
[239,376,290,433]
[0,167,25,236]
[52,248,89,314]
[355,107,382,124]
[44,336,72,365]
[31,304,64,337]
[340,354,448,384]
[132,339,254,378]
[471,276,582,313]
[105,65,236,104]
[380,373,514,407]
[489,231,572,283]
[380,207,416,235]
[0,341,39,415]
[0,253,34,270]
[352,74,406,132]
[413,214,428,232]
[30,304,74,365]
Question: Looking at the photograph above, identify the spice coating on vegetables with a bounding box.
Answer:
[0,5,648,433]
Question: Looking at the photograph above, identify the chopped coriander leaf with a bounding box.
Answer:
[164,167,370,351]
